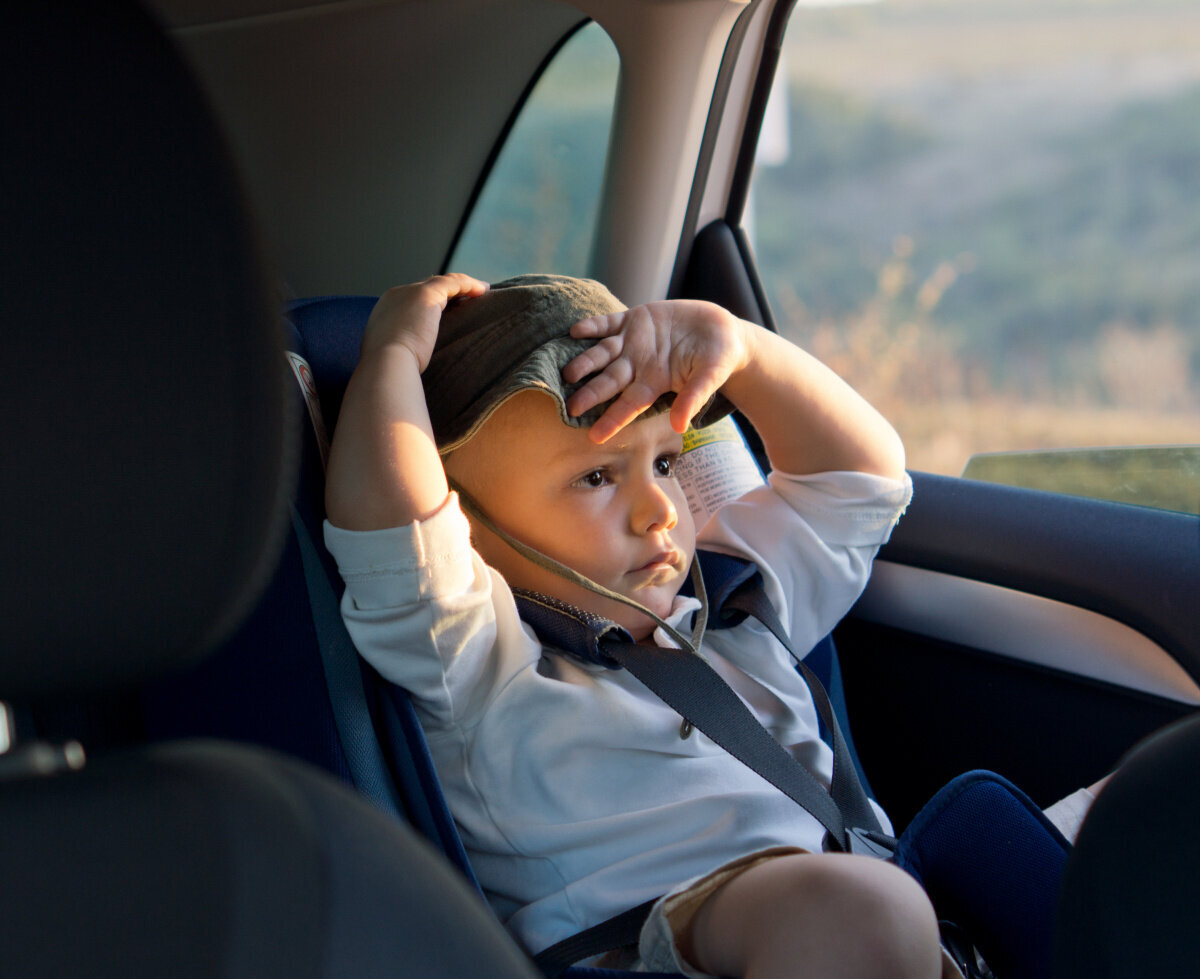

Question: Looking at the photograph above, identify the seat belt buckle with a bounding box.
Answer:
[825,827,897,859]
[847,826,898,860]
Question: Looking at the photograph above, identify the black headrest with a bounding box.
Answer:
[0,2,293,700]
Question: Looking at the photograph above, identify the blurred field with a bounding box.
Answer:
[771,242,1200,479]
[782,0,1200,94]
[753,0,1200,490]
[895,399,1198,477]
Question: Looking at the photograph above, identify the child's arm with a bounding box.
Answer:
[563,300,906,481]
[325,274,489,531]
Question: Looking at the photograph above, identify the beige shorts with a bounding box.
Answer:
[625,846,966,979]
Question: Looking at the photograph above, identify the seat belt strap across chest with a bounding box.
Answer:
[721,583,888,845]
[601,636,849,846]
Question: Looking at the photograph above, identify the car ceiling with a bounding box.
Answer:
[147,0,591,297]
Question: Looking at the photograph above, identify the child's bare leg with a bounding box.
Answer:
[678,853,942,979]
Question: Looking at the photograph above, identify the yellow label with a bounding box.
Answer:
[682,415,743,454]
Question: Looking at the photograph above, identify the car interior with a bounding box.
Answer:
[4,0,1198,975]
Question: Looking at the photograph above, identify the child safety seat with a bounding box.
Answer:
[136,286,879,977]
[166,288,1082,979]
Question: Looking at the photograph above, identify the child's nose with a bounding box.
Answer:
[633,479,678,534]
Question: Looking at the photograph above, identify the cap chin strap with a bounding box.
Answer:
[448,479,708,657]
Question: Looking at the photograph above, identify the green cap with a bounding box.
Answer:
[423,273,731,452]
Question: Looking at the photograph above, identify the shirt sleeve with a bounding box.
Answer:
[323,493,539,730]
[699,469,912,658]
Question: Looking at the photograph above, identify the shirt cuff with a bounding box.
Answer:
[766,469,913,546]
[323,492,476,610]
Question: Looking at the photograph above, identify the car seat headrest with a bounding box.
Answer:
[0,1,294,701]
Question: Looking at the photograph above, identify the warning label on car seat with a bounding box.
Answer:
[677,416,765,528]
[286,351,331,470]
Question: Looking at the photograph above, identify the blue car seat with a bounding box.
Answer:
[141,298,478,886]
[130,289,881,976]
[127,273,1096,979]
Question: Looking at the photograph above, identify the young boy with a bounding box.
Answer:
[323,272,951,978]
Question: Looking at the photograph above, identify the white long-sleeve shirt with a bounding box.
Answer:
[325,469,912,954]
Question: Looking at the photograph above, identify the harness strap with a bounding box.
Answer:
[722,584,886,841]
[602,636,849,845]
[532,580,894,976]
[532,899,657,979]
[291,506,405,819]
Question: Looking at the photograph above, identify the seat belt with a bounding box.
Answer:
[603,587,892,857]
[603,637,851,846]
[531,899,658,978]
[291,506,405,820]
[721,582,889,848]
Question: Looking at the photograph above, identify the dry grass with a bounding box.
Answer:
[772,243,1200,477]
[891,398,1200,476]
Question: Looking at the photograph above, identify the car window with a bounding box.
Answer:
[449,22,619,282]
[746,0,1200,514]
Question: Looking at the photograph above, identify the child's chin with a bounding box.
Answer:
[619,597,676,639]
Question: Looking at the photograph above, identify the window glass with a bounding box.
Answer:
[748,0,1200,512]
[450,23,619,282]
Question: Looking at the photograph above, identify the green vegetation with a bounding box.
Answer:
[752,83,933,320]
[934,85,1200,378]
[963,446,1200,515]
[767,83,933,191]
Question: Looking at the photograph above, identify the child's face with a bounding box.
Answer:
[445,391,696,640]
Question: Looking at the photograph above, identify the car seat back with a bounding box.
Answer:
[0,4,537,976]
[1053,713,1200,977]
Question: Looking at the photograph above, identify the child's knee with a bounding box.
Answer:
[820,854,932,919]
[686,853,941,979]
[815,856,941,975]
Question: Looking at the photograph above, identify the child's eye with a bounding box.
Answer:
[655,454,679,478]
[575,469,611,489]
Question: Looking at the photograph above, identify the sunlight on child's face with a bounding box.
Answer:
[445,391,696,640]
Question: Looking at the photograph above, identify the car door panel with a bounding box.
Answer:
[841,474,1199,827]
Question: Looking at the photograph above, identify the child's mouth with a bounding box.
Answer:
[631,549,682,576]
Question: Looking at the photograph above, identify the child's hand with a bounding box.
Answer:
[562,300,752,443]
[361,273,489,371]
